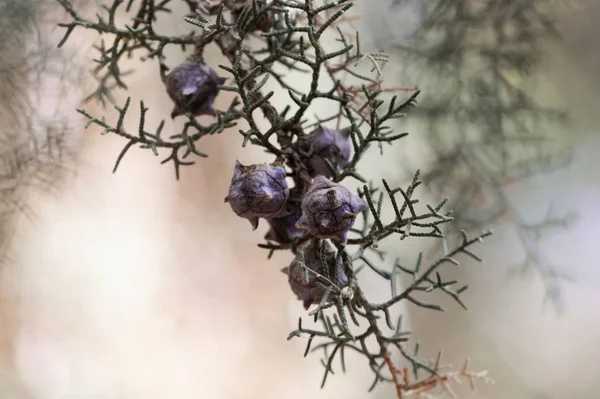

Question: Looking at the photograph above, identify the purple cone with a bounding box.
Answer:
[296,176,366,244]
[282,240,349,310]
[164,60,226,119]
[297,125,351,178]
[264,200,306,244]
[225,161,289,230]
[231,0,276,32]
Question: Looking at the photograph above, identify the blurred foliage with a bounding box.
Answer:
[0,0,80,261]
[386,0,577,311]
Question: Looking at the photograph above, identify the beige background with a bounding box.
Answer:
[0,1,599,398]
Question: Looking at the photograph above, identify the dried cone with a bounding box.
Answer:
[282,240,349,310]
[230,0,276,32]
[264,188,306,244]
[297,125,351,178]
[296,176,366,244]
[225,161,289,230]
[164,60,226,119]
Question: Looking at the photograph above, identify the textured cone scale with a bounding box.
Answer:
[297,125,352,178]
[283,240,349,310]
[225,161,289,230]
[296,176,366,244]
[164,60,226,119]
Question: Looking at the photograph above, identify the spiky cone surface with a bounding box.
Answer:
[296,176,366,244]
[225,161,290,230]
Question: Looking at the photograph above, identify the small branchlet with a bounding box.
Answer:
[77,96,241,178]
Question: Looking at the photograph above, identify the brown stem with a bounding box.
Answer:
[383,349,404,399]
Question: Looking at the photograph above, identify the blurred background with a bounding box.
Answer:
[0,0,598,398]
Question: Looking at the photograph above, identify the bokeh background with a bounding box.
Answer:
[0,1,598,398]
